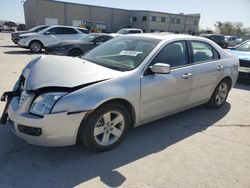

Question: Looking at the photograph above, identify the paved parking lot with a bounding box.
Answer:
[0,33,250,188]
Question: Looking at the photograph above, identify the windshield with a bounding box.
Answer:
[29,25,47,32]
[82,37,160,71]
[80,34,98,42]
[236,40,250,51]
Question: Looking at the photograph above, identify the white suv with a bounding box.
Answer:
[18,25,89,52]
[117,28,143,34]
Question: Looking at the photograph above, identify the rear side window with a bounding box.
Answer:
[151,41,188,68]
[191,41,220,63]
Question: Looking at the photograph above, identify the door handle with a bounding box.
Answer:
[182,73,193,79]
[217,65,224,71]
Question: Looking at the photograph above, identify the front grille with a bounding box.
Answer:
[18,125,42,136]
[239,60,250,68]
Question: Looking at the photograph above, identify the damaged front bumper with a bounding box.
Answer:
[1,91,87,147]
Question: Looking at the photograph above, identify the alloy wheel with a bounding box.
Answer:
[93,111,125,146]
[215,82,228,106]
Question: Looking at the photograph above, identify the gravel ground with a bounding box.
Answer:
[0,33,250,188]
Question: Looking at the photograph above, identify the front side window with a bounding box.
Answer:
[83,37,160,71]
[94,36,112,43]
[46,27,58,35]
[191,41,219,63]
[80,34,97,42]
[61,28,78,34]
[151,41,188,68]
[128,30,141,34]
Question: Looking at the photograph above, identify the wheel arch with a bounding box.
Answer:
[76,98,136,144]
[28,39,44,48]
[222,76,233,90]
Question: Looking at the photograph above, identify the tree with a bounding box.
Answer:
[215,21,250,36]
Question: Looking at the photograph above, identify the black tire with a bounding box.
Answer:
[29,40,43,53]
[207,79,230,109]
[79,102,130,151]
[68,48,83,57]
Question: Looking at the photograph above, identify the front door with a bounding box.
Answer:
[140,41,194,122]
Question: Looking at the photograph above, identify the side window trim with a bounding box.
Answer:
[189,40,220,65]
[143,40,190,76]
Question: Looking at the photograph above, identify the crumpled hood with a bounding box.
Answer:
[228,50,250,61]
[22,55,122,90]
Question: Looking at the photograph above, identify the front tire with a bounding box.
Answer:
[79,102,130,151]
[29,40,43,53]
[207,79,229,109]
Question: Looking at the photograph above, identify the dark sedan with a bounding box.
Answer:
[45,33,115,57]
[11,25,49,44]
[200,34,228,48]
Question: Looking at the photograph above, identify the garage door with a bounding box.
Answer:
[45,18,59,26]
[72,20,82,27]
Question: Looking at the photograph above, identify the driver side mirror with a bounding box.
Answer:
[44,31,50,35]
[150,63,171,74]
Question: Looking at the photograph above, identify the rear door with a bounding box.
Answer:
[189,40,224,104]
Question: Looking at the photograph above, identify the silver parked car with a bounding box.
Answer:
[1,34,239,151]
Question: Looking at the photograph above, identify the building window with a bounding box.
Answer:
[150,29,155,33]
[132,16,137,22]
[151,16,156,22]
[194,20,198,25]
[161,17,166,23]
[142,16,147,21]
[176,19,181,24]
[171,18,175,23]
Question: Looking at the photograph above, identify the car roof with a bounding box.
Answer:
[125,33,204,41]
[47,25,87,30]
[200,34,224,37]
[120,28,142,31]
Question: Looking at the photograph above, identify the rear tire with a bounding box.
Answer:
[68,49,83,57]
[29,40,43,53]
[207,79,229,109]
[79,102,130,151]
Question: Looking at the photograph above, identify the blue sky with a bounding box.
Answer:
[0,0,249,29]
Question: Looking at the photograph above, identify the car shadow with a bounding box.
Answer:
[234,80,250,90]
[4,50,45,55]
[0,45,18,48]
[0,103,231,187]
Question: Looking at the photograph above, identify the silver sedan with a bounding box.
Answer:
[1,34,239,151]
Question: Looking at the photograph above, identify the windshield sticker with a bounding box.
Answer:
[119,50,143,56]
